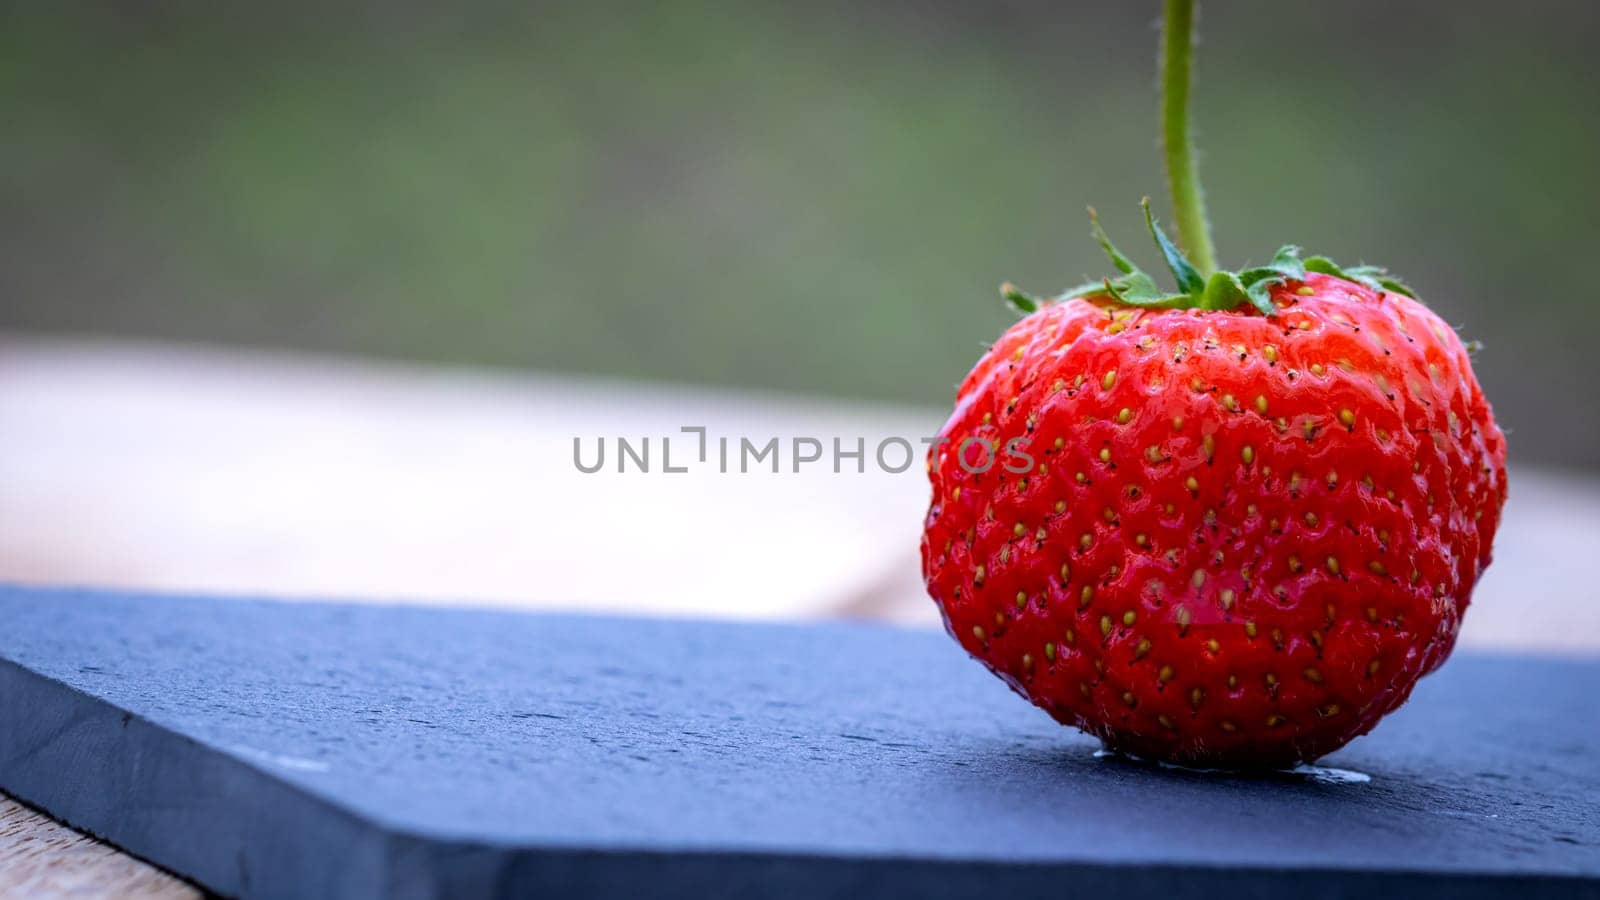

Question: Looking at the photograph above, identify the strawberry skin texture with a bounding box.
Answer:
[920,273,1507,769]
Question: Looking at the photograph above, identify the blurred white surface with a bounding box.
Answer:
[1,335,1595,651]
[0,336,931,621]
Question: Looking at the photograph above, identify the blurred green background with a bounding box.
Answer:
[3,1,1597,468]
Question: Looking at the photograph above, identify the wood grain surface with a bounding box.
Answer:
[1,793,197,899]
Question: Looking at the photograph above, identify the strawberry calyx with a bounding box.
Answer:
[1001,200,1416,317]
[999,1,1415,320]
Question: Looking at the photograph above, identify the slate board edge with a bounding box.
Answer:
[0,656,393,900]
[0,626,1595,899]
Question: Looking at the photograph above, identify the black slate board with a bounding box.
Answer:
[0,585,1595,900]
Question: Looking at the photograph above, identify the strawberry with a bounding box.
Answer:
[919,1,1506,769]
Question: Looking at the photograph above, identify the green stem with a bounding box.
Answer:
[1160,0,1217,276]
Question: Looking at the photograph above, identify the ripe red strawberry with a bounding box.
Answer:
[920,2,1506,769]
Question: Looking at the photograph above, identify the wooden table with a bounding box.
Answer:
[2,335,1597,897]
[0,794,196,899]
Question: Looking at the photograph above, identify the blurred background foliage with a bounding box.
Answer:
[3,1,1597,468]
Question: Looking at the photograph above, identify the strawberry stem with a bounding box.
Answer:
[1027,3,1420,315]
[1160,0,1217,277]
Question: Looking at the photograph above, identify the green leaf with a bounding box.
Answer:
[1199,270,1273,315]
[1103,272,1191,308]
[1000,281,1039,314]
[1141,198,1203,295]
[1059,279,1114,301]
[1267,244,1306,280]
[1060,206,1416,316]
[1238,247,1300,281]
[1301,257,1420,299]
[1375,276,1416,298]
[1345,265,1417,298]
[1088,207,1140,276]
[1233,247,1301,312]
[1303,255,1346,279]
[1237,267,1281,286]
[1059,273,1188,308]
[1246,278,1282,314]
